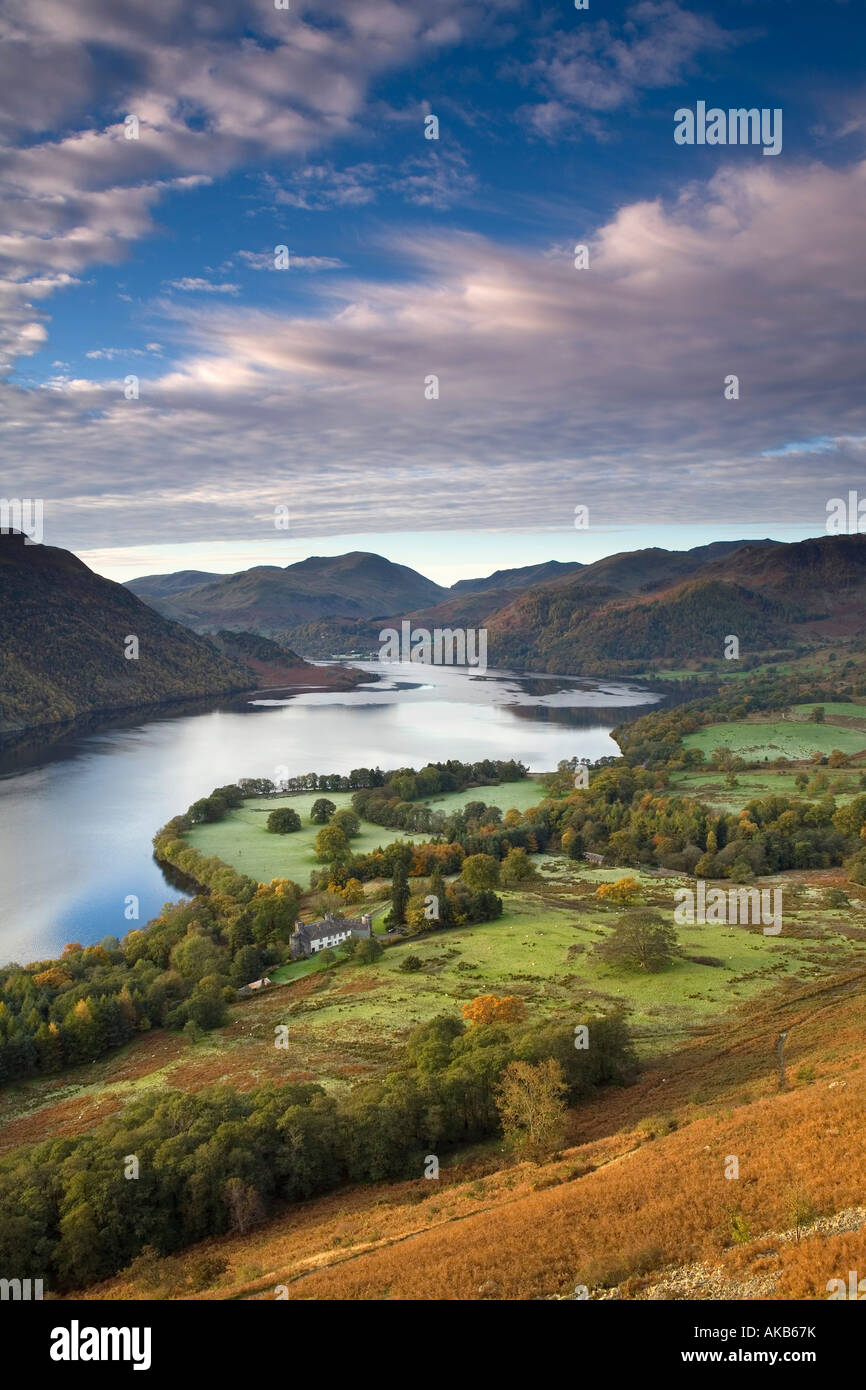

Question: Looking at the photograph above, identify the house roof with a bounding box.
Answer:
[295,912,369,943]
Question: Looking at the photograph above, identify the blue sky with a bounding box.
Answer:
[1,0,864,585]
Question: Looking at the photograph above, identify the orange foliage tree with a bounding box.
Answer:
[461,994,528,1026]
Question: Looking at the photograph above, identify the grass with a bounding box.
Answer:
[682,720,866,761]
[261,866,864,1048]
[184,780,546,887]
[668,767,866,813]
[790,702,866,722]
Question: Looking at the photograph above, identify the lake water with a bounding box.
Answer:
[0,662,661,962]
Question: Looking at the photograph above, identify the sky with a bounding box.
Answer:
[1,0,864,586]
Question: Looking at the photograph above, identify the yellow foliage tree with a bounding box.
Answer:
[594,875,641,905]
[461,994,528,1027]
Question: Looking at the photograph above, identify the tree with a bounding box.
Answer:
[310,798,337,824]
[594,911,678,973]
[331,808,360,838]
[461,853,500,891]
[399,954,423,973]
[267,807,301,834]
[388,858,410,926]
[352,937,383,965]
[496,1058,567,1162]
[222,1179,265,1235]
[594,875,641,906]
[500,847,539,886]
[810,706,825,724]
[429,867,452,927]
[315,824,349,862]
[169,931,228,982]
[461,994,527,1027]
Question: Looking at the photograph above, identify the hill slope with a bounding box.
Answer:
[0,534,252,733]
[485,534,866,671]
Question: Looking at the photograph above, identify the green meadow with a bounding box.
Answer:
[682,720,866,761]
[789,702,866,721]
[184,779,547,888]
[668,767,865,813]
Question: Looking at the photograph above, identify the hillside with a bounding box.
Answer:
[208,630,369,691]
[279,540,775,660]
[485,535,866,672]
[60,964,866,1303]
[0,533,252,733]
[126,551,448,642]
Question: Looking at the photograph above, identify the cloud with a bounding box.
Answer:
[165,278,240,294]
[3,156,864,550]
[395,149,478,208]
[237,250,346,271]
[518,0,742,126]
[260,163,379,210]
[85,344,165,359]
[0,1,515,368]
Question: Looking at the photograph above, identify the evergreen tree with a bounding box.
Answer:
[389,859,409,926]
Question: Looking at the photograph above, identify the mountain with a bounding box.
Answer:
[125,551,448,643]
[284,538,788,662]
[484,535,866,671]
[126,570,222,601]
[121,535,864,674]
[450,560,583,596]
[0,533,254,733]
[0,535,367,734]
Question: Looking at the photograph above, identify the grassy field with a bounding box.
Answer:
[269,868,864,1051]
[184,779,547,887]
[668,767,866,813]
[790,702,866,721]
[682,720,866,761]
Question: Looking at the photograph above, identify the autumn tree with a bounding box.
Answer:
[315,824,349,862]
[331,808,360,838]
[594,875,641,906]
[461,994,527,1027]
[461,853,501,891]
[496,1058,567,1162]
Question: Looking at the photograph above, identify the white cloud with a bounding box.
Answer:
[237,250,346,271]
[165,278,240,294]
[518,0,741,125]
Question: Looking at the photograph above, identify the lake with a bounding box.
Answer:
[0,662,661,961]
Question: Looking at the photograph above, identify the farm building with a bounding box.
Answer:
[289,912,373,960]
